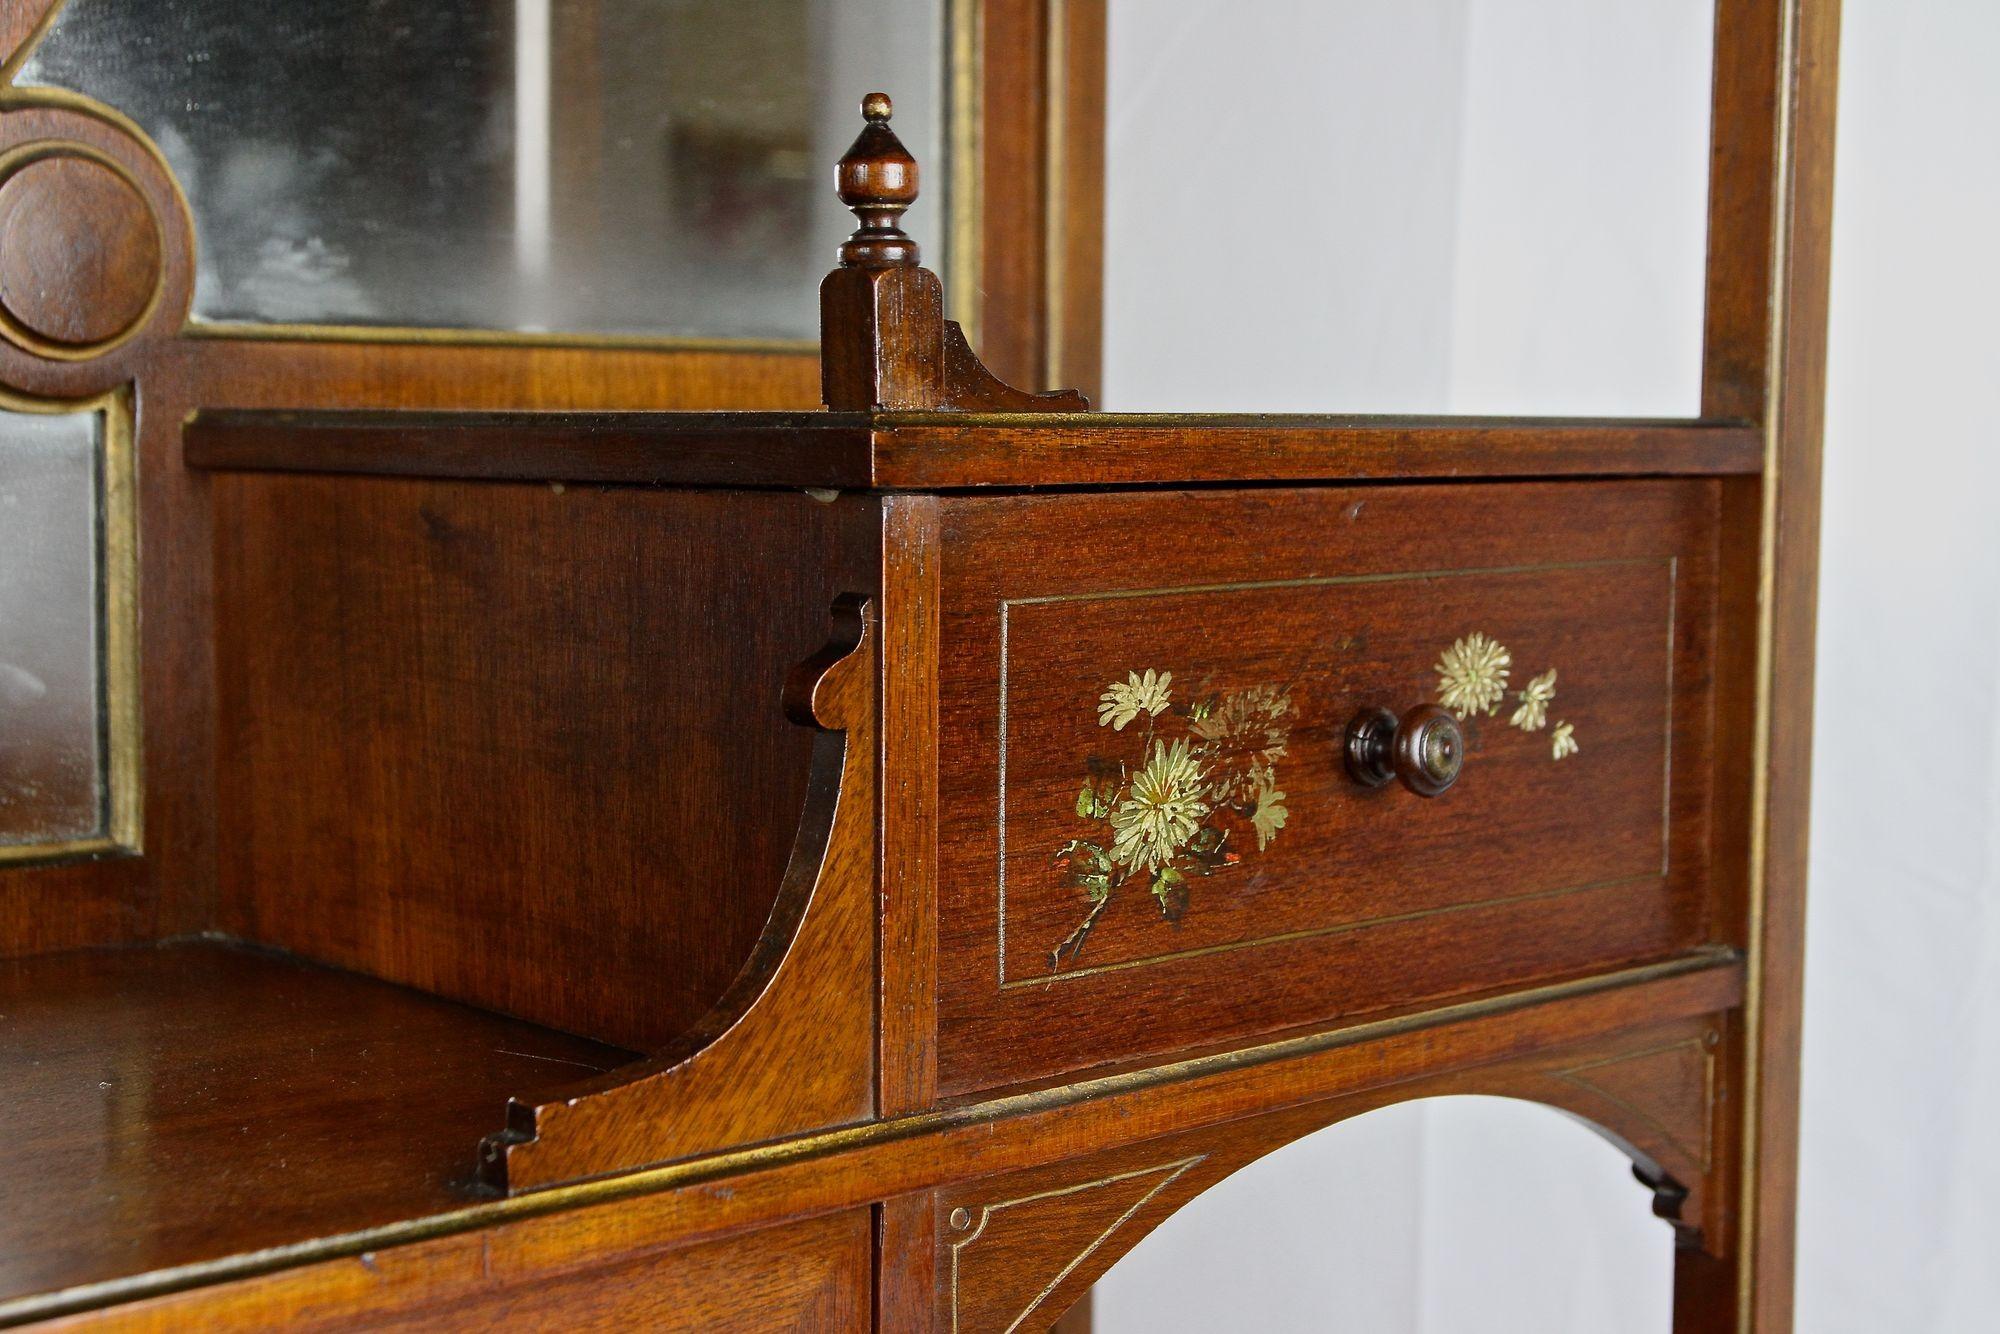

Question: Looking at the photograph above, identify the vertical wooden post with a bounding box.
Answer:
[1703,1,1843,1328]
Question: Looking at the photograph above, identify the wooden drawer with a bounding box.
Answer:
[935,481,1721,1093]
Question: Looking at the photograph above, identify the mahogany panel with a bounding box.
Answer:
[935,481,1722,1092]
[0,940,635,1308]
[209,477,877,1049]
[49,1210,872,1333]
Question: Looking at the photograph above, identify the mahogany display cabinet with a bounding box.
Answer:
[0,2,1835,1328]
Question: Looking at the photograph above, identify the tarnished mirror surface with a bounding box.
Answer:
[19,0,947,341]
[0,406,123,856]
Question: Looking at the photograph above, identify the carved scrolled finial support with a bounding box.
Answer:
[821,91,1088,413]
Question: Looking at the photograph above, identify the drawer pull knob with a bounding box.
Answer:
[1344,704,1463,797]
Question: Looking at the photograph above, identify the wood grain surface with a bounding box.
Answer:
[935,481,1722,1092]
[211,477,876,1051]
[0,941,634,1307]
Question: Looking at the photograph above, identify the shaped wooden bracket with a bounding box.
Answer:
[478,595,877,1193]
[820,93,1089,414]
[924,1016,1733,1330]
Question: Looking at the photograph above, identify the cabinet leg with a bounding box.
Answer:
[1672,1247,1739,1332]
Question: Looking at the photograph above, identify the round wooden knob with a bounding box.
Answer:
[0,154,162,350]
[835,92,919,268]
[1344,703,1464,798]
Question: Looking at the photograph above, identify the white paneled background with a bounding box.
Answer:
[1092,1,2000,1329]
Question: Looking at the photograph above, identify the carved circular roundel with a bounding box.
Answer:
[0,152,163,350]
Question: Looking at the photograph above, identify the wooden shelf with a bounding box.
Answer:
[183,408,1763,492]
[0,940,636,1308]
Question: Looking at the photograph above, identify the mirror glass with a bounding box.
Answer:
[1100,1,1714,416]
[0,408,107,852]
[20,0,947,341]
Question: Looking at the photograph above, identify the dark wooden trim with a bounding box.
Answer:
[184,409,1762,490]
[182,408,878,488]
[1739,1,1841,1328]
[1703,0,1785,422]
[976,0,1107,397]
[864,416,1762,487]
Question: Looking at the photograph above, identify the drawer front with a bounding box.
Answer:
[935,482,1720,1093]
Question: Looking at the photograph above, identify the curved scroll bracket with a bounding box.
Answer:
[820,93,1088,414]
[478,595,877,1194]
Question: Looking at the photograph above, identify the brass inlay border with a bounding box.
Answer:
[996,557,1678,987]
[948,1155,1204,1333]
[0,948,1736,1328]
[0,384,141,865]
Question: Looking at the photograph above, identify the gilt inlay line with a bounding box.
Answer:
[948,1155,1204,1334]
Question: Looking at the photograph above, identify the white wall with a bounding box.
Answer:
[1101,0,1472,412]
[1102,0,1709,418]
[1095,1,2000,1329]
[1798,2,2000,1330]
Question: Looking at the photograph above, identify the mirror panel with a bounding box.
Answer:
[20,0,948,341]
[0,406,125,857]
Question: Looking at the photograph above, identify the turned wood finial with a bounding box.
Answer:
[836,92,920,268]
[821,91,1088,412]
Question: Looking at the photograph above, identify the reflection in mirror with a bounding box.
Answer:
[0,409,106,852]
[1101,2,1714,416]
[20,0,946,340]
[1090,1097,1671,1332]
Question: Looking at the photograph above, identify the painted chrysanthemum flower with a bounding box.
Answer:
[1510,668,1557,732]
[1097,668,1173,731]
[1109,738,1209,872]
[1251,782,1289,851]
[1435,633,1511,717]
[1551,720,1579,760]
[1190,683,1294,802]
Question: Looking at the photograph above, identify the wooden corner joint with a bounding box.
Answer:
[819,92,1089,414]
[478,596,878,1194]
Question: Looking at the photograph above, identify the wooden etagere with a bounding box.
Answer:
[0,1,1835,1327]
